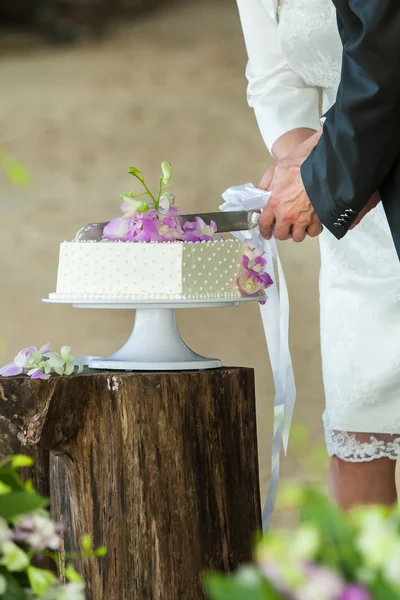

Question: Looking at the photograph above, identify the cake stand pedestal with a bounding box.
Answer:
[43,297,265,371]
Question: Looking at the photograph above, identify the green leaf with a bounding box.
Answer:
[0,482,12,496]
[24,479,35,494]
[26,566,57,596]
[129,167,144,182]
[0,542,29,572]
[94,547,107,557]
[0,469,26,493]
[9,456,34,470]
[0,571,25,600]
[6,163,30,187]
[204,568,280,600]
[299,488,360,576]
[65,564,83,583]
[0,491,48,519]
[81,534,92,552]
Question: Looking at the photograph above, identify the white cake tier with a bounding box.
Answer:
[49,239,246,301]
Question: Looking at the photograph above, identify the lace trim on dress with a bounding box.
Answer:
[325,428,400,462]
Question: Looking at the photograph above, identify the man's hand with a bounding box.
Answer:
[258,131,323,243]
[349,192,381,229]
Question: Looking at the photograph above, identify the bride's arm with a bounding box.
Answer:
[236,0,320,157]
[272,128,317,160]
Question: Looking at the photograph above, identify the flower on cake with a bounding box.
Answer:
[119,194,150,219]
[182,217,218,242]
[103,161,220,244]
[159,193,179,216]
[103,217,132,241]
[0,345,83,379]
[135,214,184,243]
[237,244,273,303]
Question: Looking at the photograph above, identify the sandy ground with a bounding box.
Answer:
[0,0,325,520]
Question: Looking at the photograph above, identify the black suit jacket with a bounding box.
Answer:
[301,0,400,257]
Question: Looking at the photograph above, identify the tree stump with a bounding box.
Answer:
[0,368,261,600]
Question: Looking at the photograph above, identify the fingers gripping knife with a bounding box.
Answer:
[74,211,261,241]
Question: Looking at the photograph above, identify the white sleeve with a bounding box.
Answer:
[236,0,320,154]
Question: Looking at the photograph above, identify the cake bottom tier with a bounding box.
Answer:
[50,239,246,301]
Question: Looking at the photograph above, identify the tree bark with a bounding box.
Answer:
[0,368,261,600]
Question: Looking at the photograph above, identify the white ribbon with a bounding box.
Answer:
[220,183,296,531]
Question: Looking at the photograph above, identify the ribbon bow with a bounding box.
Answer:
[220,183,296,531]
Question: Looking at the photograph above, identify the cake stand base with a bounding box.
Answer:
[89,308,221,371]
[43,296,266,371]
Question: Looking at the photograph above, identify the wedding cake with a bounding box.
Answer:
[49,162,271,302]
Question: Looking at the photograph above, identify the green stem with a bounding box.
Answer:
[131,191,151,199]
[156,178,174,206]
[131,174,157,206]
[156,177,163,207]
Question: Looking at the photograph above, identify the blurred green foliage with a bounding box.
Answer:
[0,151,30,187]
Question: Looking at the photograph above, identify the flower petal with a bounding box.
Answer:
[257,272,274,287]
[30,371,51,380]
[64,363,74,376]
[47,354,65,369]
[39,343,51,355]
[161,161,173,184]
[182,233,200,242]
[210,220,218,233]
[103,218,131,241]
[242,255,250,269]
[183,221,198,233]
[60,346,72,361]
[0,363,23,377]
[14,347,35,368]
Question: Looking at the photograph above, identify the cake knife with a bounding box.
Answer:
[74,210,261,242]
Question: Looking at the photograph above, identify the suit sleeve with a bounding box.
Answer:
[301,1,400,238]
[236,0,320,155]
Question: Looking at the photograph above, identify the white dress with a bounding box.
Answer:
[237,0,400,461]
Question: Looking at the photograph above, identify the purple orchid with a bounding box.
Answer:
[158,193,179,216]
[284,562,346,600]
[182,217,219,242]
[157,216,184,241]
[135,215,165,242]
[339,585,372,600]
[237,247,273,301]
[103,218,132,241]
[237,267,265,297]
[194,217,218,241]
[0,363,24,377]
[14,346,36,370]
[0,344,82,379]
[28,369,51,380]
[243,247,267,273]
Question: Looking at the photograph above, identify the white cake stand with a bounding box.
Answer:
[43,297,265,371]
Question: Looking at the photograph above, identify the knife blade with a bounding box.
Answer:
[74,210,260,242]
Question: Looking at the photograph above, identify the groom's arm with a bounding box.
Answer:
[301,0,400,238]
